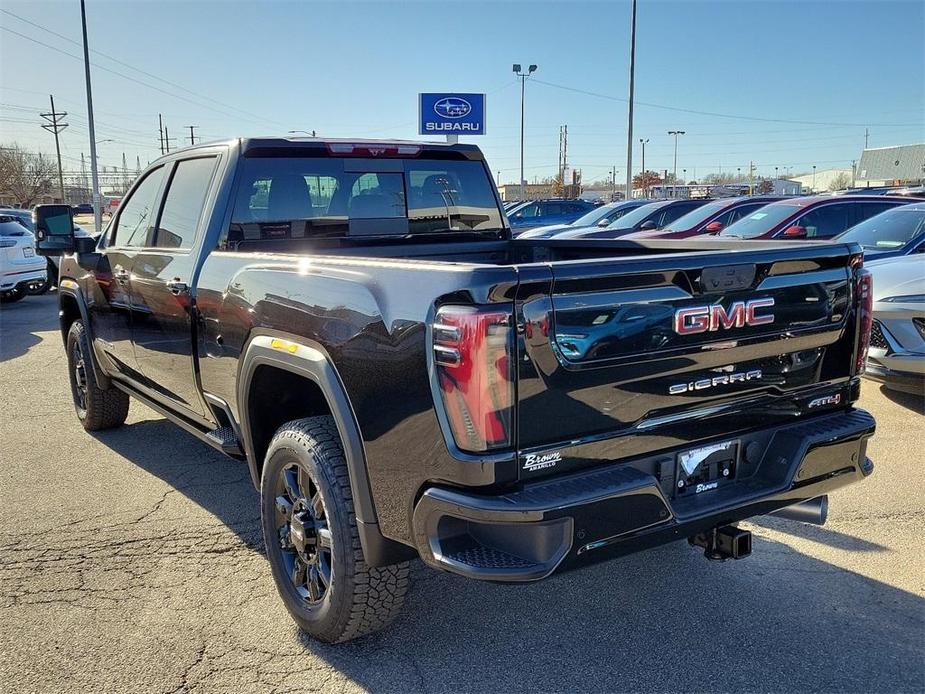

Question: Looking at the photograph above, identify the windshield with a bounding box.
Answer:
[661,199,730,231]
[571,204,617,227]
[719,203,798,238]
[836,206,925,251]
[229,156,503,243]
[605,201,665,229]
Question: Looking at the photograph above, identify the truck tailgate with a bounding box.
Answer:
[515,244,860,477]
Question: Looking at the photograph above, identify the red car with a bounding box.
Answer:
[627,196,783,239]
[718,194,914,240]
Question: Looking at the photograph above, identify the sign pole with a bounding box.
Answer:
[445,135,459,145]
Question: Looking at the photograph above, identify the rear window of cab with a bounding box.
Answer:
[227,156,504,245]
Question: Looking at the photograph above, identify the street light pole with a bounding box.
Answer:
[80,0,101,234]
[513,64,537,202]
[624,0,637,199]
[668,130,685,196]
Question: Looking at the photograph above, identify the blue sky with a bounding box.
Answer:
[2,0,923,184]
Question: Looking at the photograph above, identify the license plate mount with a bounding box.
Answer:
[674,440,738,496]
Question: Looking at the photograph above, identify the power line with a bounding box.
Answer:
[531,78,920,128]
[0,8,288,128]
[0,25,280,128]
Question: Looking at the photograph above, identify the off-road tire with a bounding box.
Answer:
[66,320,130,431]
[261,416,411,643]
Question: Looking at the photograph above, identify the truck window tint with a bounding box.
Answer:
[154,157,217,249]
[349,173,405,219]
[229,157,503,243]
[112,166,165,247]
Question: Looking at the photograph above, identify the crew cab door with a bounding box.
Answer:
[89,164,168,379]
[130,155,220,419]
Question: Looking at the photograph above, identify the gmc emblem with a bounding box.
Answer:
[674,298,775,335]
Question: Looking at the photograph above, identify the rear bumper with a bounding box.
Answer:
[1,267,46,292]
[412,408,875,581]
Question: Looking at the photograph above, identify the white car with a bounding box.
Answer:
[0,216,46,303]
[865,255,925,395]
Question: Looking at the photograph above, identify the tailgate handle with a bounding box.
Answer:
[700,264,756,294]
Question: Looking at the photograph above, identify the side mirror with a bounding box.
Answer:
[704,220,724,233]
[597,218,611,227]
[34,204,75,256]
[638,220,658,231]
[782,224,807,238]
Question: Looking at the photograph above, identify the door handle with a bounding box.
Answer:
[166,278,189,296]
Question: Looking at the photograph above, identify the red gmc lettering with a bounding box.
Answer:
[674,298,775,335]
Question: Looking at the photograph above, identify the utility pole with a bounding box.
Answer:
[864,127,869,150]
[158,113,165,155]
[80,152,88,196]
[639,138,649,197]
[558,124,569,194]
[136,155,141,175]
[667,130,685,196]
[513,63,537,201]
[186,125,198,146]
[812,165,817,192]
[851,159,856,187]
[164,125,175,153]
[80,0,102,233]
[41,94,68,203]
[121,152,128,193]
[624,0,637,199]
[611,165,617,201]
[748,160,755,195]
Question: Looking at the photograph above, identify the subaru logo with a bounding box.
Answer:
[434,97,471,119]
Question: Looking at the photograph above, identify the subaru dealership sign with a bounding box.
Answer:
[419,93,486,135]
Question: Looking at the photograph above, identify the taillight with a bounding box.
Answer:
[855,268,873,374]
[433,305,514,452]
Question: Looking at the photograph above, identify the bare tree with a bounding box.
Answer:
[828,171,851,192]
[0,144,56,207]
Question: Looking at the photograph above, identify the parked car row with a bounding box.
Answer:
[505,193,923,395]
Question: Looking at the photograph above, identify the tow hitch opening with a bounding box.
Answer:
[689,525,752,561]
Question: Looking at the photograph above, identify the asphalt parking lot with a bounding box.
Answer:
[1,292,923,693]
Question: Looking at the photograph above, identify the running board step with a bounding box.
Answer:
[205,426,244,456]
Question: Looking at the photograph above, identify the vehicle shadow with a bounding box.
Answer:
[750,515,889,552]
[92,413,923,693]
[0,292,59,362]
[879,385,925,415]
[301,539,923,693]
[91,418,262,548]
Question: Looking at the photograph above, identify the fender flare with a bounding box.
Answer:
[57,280,112,389]
[237,333,416,566]
[237,332,377,524]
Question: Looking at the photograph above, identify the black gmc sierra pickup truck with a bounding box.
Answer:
[36,138,876,643]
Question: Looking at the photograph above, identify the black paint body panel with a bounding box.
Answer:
[56,138,871,563]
